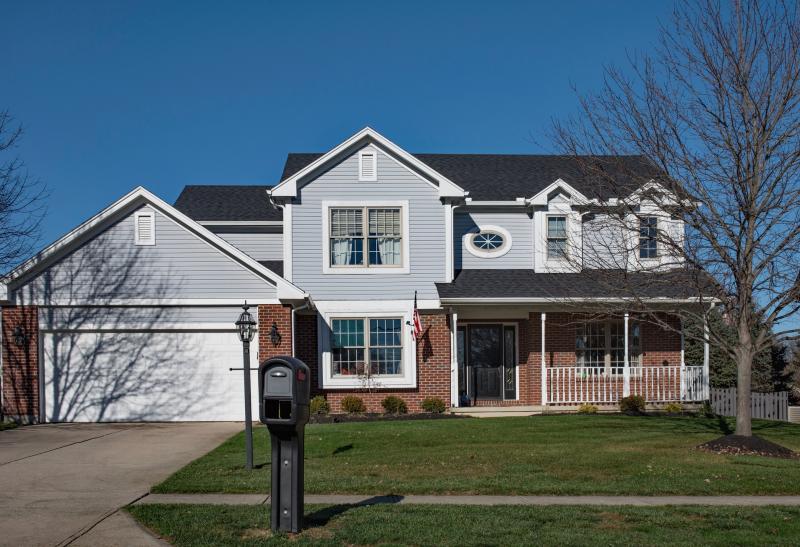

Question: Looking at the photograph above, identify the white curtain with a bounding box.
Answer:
[375,237,400,265]
[331,238,354,265]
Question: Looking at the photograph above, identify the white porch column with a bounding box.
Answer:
[623,312,630,397]
[680,317,686,400]
[703,310,710,400]
[541,313,547,405]
[450,310,459,407]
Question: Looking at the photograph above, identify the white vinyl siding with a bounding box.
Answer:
[12,206,277,304]
[214,231,283,261]
[455,211,532,269]
[293,148,444,300]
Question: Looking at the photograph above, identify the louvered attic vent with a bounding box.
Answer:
[134,211,155,245]
[359,149,377,181]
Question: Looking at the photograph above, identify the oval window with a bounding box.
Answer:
[472,231,505,250]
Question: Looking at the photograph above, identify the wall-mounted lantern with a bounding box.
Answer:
[270,322,282,347]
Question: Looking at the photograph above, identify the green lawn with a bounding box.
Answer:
[0,422,18,431]
[129,503,800,546]
[153,415,800,495]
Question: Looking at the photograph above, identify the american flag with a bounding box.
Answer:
[411,291,422,341]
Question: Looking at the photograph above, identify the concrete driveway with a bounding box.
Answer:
[0,422,240,546]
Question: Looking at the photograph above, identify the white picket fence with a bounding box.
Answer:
[546,365,706,404]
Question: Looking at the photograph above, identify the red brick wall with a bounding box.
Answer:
[319,312,452,413]
[2,307,39,422]
[257,304,293,362]
[288,309,683,412]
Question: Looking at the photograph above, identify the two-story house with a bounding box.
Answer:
[0,128,711,423]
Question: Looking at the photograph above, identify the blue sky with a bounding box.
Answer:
[2,1,672,246]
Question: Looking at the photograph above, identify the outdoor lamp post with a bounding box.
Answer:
[235,302,257,470]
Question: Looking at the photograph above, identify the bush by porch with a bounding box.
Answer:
[154,415,800,496]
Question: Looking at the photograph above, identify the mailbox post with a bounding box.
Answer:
[258,356,310,533]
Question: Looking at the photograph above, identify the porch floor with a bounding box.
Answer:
[450,405,545,418]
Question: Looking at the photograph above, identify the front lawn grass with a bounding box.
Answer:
[153,414,800,495]
[129,503,800,546]
[0,421,18,431]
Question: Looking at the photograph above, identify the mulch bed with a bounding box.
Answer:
[309,412,467,424]
[697,434,799,459]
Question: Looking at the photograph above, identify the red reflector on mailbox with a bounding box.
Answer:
[297,369,306,382]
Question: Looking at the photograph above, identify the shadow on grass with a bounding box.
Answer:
[332,443,354,456]
[305,496,404,528]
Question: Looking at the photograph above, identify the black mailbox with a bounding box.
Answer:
[258,356,310,427]
[258,356,311,533]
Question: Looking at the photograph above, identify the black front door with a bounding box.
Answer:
[469,325,504,399]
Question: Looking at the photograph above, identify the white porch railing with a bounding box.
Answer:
[546,365,707,405]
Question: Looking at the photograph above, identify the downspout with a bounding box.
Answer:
[291,302,310,358]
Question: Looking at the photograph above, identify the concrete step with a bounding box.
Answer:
[450,405,544,418]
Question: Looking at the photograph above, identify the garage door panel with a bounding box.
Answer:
[42,331,259,422]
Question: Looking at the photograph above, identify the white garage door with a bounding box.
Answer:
[41,330,259,422]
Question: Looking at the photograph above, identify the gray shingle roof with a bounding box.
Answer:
[174,185,282,221]
[281,153,661,201]
[436,269,711,300]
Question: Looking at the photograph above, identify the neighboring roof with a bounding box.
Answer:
[2,187,306,301]
[282,153,662,202]
[174,185,282,221]
[436,269,714,301]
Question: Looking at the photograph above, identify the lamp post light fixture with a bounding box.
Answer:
[269,322,281,347]
[235,302,257,470]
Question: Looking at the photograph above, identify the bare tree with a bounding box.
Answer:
[551,0,800,437]
[0,111,46,271]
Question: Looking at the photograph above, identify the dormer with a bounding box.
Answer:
[529,179,587,273]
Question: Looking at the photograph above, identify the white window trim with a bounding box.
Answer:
[638,215,659,261]
[134,211,155,246]
[545,214,569,261]
[321,200,410,274]
[575,320,643,377]
[463,224,512,259]
[317,303,417,388]
[358,148,378,181]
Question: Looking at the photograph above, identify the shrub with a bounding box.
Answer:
[340,395,366,414]
[619,395,646,414]
[421,397,447,413]
[381,395,408,415]
[663,402,683,414]
[577,403,599,414]
[310,395,329,415]
[700,401,715,418]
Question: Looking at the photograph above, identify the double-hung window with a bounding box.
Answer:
[329,207,402,267]
[547,216,568,259]
[639,216,658,259]
[576,321,641,376]
[331,318,403,376]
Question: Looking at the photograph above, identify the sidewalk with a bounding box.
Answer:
[135,493,800,507]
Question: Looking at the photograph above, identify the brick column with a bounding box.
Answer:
[257,304,293,363]
[2,306,40,423]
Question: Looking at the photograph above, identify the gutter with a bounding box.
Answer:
[439,297,719,305]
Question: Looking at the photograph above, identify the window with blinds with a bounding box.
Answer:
[329,206,402,267]
[134,211,155,245]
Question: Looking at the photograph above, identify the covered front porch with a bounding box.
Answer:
[447,306,710,410]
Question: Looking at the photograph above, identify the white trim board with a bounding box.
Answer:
[321,200,411,275]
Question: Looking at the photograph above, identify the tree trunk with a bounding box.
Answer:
[735,348,753,436]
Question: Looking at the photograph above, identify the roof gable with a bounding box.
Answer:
[270,127,466,199]
[282,151,661,202]
[3,187,306,301]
